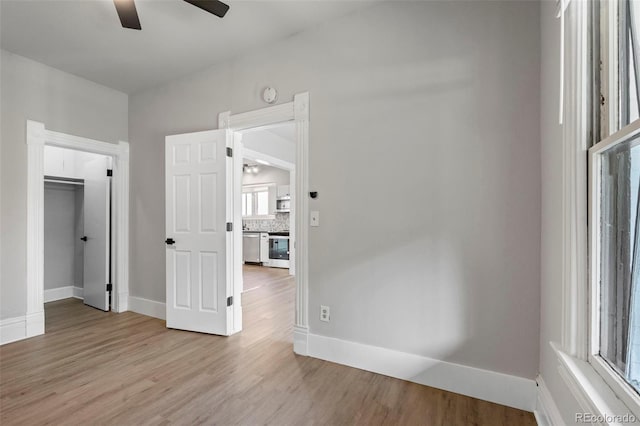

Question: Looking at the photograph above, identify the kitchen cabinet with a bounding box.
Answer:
[277,185,290,199]
[44,146,82,179]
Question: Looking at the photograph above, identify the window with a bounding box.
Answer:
[590,0,640,405]
[242,186,271,218]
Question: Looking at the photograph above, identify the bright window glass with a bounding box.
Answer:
[256,191,269,216]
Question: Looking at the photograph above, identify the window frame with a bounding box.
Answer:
[556,0,640,420]
[588,119,640,417]
[241,183,275,219]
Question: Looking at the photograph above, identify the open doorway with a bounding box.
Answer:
[43,145,113,312]
[163,93,309,351]
[239,122,296,302]
[219,92,310,352]
[23,120,130,342]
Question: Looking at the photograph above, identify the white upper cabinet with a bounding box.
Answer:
[277,185,290,198]
[44,146,111,180]
[44,146,81,179]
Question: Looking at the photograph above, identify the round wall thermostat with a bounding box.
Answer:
[262,87,278,104]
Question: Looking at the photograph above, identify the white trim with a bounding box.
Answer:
[554,0,640,421]
[0,312,45,346]
[534,375,566,426]
[293,93,309,334]
[293,325,309,355]
[26,121,46,339]
[587,119,640,419]
[220,102,295,131]
[553,342,637,422]
[589,116,640,155]
[306,333,536,412]
[553,0,640,420]
[44,286,74,302]
[560,0,589,360]
[44,129,123,156]
[73,286,84,299]
[225,129,236,335]
[232,132,244,334]
[43,286,84,302]
[0,317,26,345]
[26,120,131,337]
[589,354,640,419]
[0,317,29,345]
[218,92,310,339]
[112,141,130,313]
[128,296,166,320]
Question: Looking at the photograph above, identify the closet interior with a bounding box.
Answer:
[43,145,113,311]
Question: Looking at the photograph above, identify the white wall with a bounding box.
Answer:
[242,164,289,186]
[0,50,128,319]
[538,1,583,422]
[129,1,541,380]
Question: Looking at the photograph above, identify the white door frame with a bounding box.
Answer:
[218,92,309,354]
[25,120,130,338]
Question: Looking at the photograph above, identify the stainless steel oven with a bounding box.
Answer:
[268,232,290,268]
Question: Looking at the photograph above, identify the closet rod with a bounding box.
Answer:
[44,177,84,186]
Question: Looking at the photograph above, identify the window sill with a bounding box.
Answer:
[551,342,638,423]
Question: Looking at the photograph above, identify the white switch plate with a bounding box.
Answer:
[310,211,320,227]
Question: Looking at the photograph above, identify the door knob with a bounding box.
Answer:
[80,236,88,242]
[165,238,175,245]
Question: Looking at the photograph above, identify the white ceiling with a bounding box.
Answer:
[1,0,371,94]
[265,123,295,143]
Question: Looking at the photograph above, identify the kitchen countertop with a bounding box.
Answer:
[243,230,289,234]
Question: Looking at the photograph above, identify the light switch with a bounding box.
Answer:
[310,211,320,227]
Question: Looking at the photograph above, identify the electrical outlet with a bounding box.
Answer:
[320,305,330,322]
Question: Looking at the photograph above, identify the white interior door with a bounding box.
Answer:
[82,156,110,311]
[165,129,236,335]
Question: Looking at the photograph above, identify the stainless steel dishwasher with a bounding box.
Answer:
[243,232,261,263]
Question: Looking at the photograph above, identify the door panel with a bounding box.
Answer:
[165,129,233,335]
[82,156,110,311]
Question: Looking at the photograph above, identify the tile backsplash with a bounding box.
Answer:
[243,212,290,232]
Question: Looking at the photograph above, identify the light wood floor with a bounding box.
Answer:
[0,265,536,425]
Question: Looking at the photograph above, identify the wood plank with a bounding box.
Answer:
[0,265,536,425]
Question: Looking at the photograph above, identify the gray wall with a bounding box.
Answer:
[0,50,127,319]
[44,183,82,290]
[538,1,582,422]
[129,1,541,379]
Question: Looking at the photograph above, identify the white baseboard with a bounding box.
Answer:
[0,311,45,345]
[44,286,73,302]
[293,325,309,355]
[0,317,28,345]
[129,296,165,320]
[306,333,537,412]
[534,375,566,426]
[43,286,83,303]
[73,286,83,299]
[114,292,129,313]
